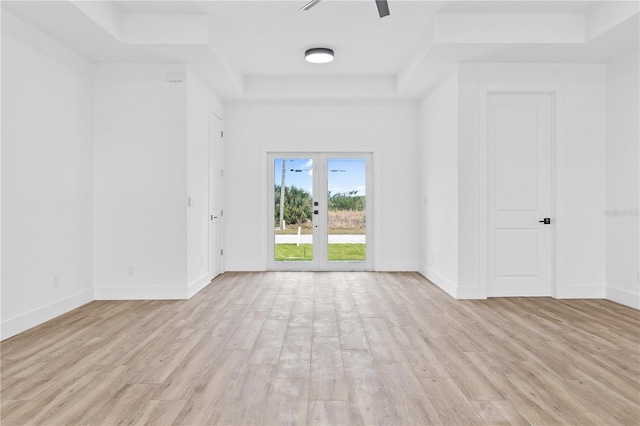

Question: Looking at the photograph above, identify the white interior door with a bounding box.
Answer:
[268,152,372,271]
[487,93,554,297]
[208,113,224,277]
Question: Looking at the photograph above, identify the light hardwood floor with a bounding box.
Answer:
[1,272,639,425]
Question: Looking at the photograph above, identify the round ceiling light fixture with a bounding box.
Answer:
[305,48,334,64]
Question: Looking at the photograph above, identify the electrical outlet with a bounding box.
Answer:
[53,276,59,289]
[127,265,135,276]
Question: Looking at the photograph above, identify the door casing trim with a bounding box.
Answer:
[478,84,564,299]
[264,150,375,271]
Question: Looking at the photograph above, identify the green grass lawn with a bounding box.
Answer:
[275,244,366,262]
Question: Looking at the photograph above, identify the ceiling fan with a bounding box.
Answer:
[300,0,390,18]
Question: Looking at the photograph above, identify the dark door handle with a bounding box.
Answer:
[539,218,551,224]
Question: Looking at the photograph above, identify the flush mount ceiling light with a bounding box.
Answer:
[305,48,334,64]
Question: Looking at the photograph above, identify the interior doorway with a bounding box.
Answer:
[487,92,555,296]
[208,113,224,277]
[267,152,373,271]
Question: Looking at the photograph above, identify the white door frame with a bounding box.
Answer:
[478,84,565,299]
[266,151,374,271]
[208,111,224,278]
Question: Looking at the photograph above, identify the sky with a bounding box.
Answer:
[274,157,366,196]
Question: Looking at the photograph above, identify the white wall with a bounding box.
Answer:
[606,49,640,309]
[418,73,459,294]
[93,63,189,299]
[1,11,94,339]
[224,102,420,271]
[457,63,607,299]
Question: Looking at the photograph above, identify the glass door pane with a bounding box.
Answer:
[273,157,314,263]
[327,158,366,262]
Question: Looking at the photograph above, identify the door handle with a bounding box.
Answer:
[539,218,551,224]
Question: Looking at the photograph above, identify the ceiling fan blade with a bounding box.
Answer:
[300,0,323,11]
[375,0,390,18]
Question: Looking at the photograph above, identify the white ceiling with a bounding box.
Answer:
[199,1,439,76]
[437,1,603,14]
[3,0,639,100]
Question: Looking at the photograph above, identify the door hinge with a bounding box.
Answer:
[220,249,224,256]
[221,210,223,217]
[221,170,224,178]
[220,130,224,138]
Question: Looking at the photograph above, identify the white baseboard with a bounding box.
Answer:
[457,286,487,299]
[94,285,188,300]
[1,288,94,341]
[375,261,419,272]
[555,284,606,299]
[187,272,217,298]
[419,263,458,298]
[606,286,640,310]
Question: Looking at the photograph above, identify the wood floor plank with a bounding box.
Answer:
[26,364,131,425]
[361,317,407,362]
[224,309,269,350]
[277,326,312,379]
[425,336,506,401]
[420,377,485,425]
[1,366,109,424]
[156,333,229,400]
[373,295,413,327]
[84,383,164,425]
[471,400,531,426]
[127,328,208,384]
[342,350,396,425]
[248,319,289,365]
[220,363,277,425]
[309,336,347,401]
[390,326,449,378]
[263,378,309,426]
[351,293,381,318]
[337,316,370,350]
[307,401,348,426]
[504,360,608,425]
[268,294,295,320]
[130,399,187,426]
[312,304,339,337]
[333,290,358,314]
[374,360,440,425]
[559,378,640,425]
[251,288,279,312]
[289,297,314,327]
[1,271,638,426]
[173,349,249,425]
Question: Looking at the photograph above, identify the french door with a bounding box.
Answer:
[267,152,373,271]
